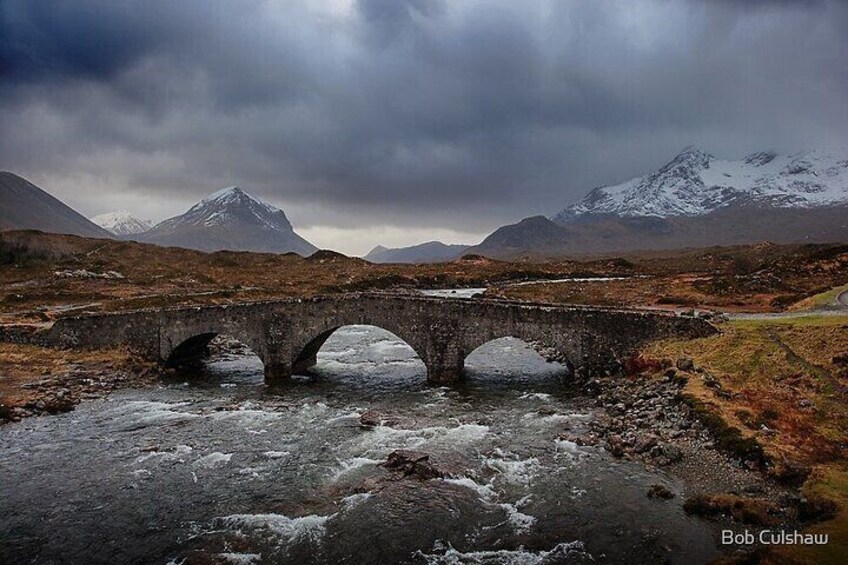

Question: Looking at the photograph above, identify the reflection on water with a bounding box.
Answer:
[0,326,722,564]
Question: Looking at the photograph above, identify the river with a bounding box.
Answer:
[0,326,724,564]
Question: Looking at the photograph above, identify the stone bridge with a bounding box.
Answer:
[45,293,717,384]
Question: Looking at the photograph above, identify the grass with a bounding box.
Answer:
[3,231,848,324]
[679,393,768,467]
[646,316,848,563]
[786,466,848,565]
[729,314,848,328]
[649,315,848,464]
[789,283,848,312]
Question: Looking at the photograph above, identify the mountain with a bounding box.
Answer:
[466,217,570,259]
[467,147,848,259]
[364,241,470,263]
[553,146,848,223]
[138,186,318,255]
[468,206,848,260]
[0,171,113,238]
[90,210,152,236]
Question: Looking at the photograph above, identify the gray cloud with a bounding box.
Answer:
[1,0,846,253]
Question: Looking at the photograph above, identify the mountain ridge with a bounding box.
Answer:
[552,146,848,223]
[364,241,470,263]
[467,146,848,260]
[0,172,113,239]
[467,202,848,260]
[138,186,317,255]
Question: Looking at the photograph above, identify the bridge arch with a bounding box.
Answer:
[160,318,270,373]
[164,331,267,368]
[458,326,578,376]
[290,322,429,377]
[462,335,574,375]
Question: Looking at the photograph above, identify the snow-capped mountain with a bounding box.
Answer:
[465,146,848,259]
[553,146,848,223]
[139,186,318,255]
[90,210,152,236]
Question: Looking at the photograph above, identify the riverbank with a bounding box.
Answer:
[642,315,848,564]
[0,343,160,422]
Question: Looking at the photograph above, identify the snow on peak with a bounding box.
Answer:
[162,185,293,233]
[203,185,242,201]
[671,145,714,164]
[553,146,848,222]
[196,186,274,209]
[90,210,152,235]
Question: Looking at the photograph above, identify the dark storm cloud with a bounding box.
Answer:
[0,0,846,240]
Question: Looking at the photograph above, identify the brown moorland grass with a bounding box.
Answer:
[1,230,625,323]
[0,343,157,416]
[2,231,847,324]
[646,316,848,564]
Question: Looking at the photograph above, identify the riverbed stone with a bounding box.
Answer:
[359,409,382,428]
[676,357,695,372]
[647,484,675,499]
[383,450,446,480]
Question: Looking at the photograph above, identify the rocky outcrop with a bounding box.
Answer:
[382,450,448,480]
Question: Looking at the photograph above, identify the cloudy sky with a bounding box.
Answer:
[1,0,846,254]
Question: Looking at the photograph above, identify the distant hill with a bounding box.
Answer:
[466,204,848,260]
[138,186,318,255]
[364,241,470,263]
[0,172,113,239]
[468,146,848,259]
[90,211,152,236]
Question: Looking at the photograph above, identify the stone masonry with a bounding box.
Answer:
[45,293,717,384]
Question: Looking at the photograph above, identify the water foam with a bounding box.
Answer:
[498,499,536,534]
[416,540,593,564]
[443,477,498,502]
[518,392,553,401]
[214,513,333,546]
[340,492,373,509]
[347,423,489,457]
[217,552,261,564]
[484,456,542,487]
[332,457,382,481]
[194,452,233,469]
[263,451,290,459]
[113,400,200,428]
[444,477,538,535]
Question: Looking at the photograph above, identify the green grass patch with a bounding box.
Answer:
[789,466,848,565]
[728,314,848,329]
[789,283,848,312]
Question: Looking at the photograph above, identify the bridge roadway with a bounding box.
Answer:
[46,293,717,384]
